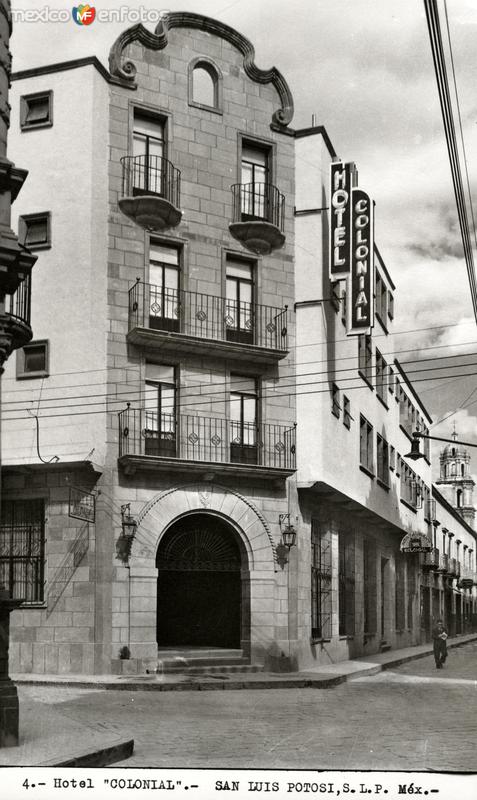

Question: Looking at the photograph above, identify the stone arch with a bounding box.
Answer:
[130,483,277,569]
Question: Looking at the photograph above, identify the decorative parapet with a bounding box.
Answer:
[108,11,294,128]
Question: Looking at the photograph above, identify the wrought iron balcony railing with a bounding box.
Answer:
[118,408,296,472]
[422,547,440,570]
[447,557,457,577]
[121,155,181,206]
[5,273,31,326]
[231,182,285,229]
[437,553,449,572]
[128,282,288,353]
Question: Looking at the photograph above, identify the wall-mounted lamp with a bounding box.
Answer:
[405,430,477,461]
[276,513,298,569]
[116,503,138,563]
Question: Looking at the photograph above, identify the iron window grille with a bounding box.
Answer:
[0,498,45,603]
[339,532,355,637]
[363,539,377,635]
[311,520,332,641]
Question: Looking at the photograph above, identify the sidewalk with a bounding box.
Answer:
[4,633,476,767]
[11,632,477,692]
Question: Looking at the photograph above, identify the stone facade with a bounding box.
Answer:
[2,14,476,677]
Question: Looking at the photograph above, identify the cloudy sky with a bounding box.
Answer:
[10,0,477,472]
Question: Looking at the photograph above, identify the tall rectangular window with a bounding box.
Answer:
[358,334,373,386]
[339,532,355,637]
[376,350,387,405]
[331,383,341,418]
[343,395,351,429]
[132,112,165,194]
[0,499,45,603]
[226,258,254,344]
[364,539,377,634]
[360,415,374,474]
[144,363,176,457]
[241,143,270,220]
[148,243,180,332]
[311,520,332,640]
[377,434,389,486]
[230,375,257,465]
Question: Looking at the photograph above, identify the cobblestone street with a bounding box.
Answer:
[11,642,477,772]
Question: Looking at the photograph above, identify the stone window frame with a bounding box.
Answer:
[128,100,172,162]
[188,56,223,115]
[18,211,51,251]
[20,90,53,131]
[16,339,50,380]
[237,132,277,188]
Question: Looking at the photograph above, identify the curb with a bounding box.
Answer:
[12,636,477,693]
[38,738,134,768]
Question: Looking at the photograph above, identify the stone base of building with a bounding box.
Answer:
[0,679,19,748]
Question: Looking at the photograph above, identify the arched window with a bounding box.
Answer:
[189,59,222,112]
[461,463,465,477]
[451,463,457,476]
[457,489,463,508]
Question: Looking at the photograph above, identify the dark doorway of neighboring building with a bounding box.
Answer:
[381,557,388,639]
[156,514,243,649]
[420,586,431,643]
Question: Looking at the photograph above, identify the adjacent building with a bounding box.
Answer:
[1,12,475,676]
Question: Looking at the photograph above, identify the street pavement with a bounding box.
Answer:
[8,640,477,772]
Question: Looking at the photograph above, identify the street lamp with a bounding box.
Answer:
[405,431,477,461]
[276,513,297,569]
[116,503,137,563]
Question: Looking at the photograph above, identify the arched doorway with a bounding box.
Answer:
[156,513,244,648]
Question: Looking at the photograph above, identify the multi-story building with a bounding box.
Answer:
[3,14,297,675]
[1,12,474,677]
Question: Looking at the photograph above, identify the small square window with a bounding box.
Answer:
[19,212,51,250]
[20,91,53,131]
[17,340,49,380]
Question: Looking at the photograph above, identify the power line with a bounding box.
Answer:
[4,349,477,415]
[5,367,477,423]
[423,0,477,319]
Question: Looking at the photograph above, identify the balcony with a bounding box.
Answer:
[0,274,32,358]
[421,547,440,570]
[229,183,285,255]
[437,553,449,573]
[118,408,296,481]
[447,557,457,577]
[458,568,474,589]
[118,155,182,232]
[127,282,289,364]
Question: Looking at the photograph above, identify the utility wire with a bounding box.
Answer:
[5,367,477,423]
[4,346,477,411]
[423,0,477,319]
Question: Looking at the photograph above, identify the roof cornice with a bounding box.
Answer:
[108,11,294,128]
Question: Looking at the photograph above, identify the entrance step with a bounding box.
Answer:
[146,648,263,676]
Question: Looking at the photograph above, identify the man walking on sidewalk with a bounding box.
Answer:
[432,619,448,669]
